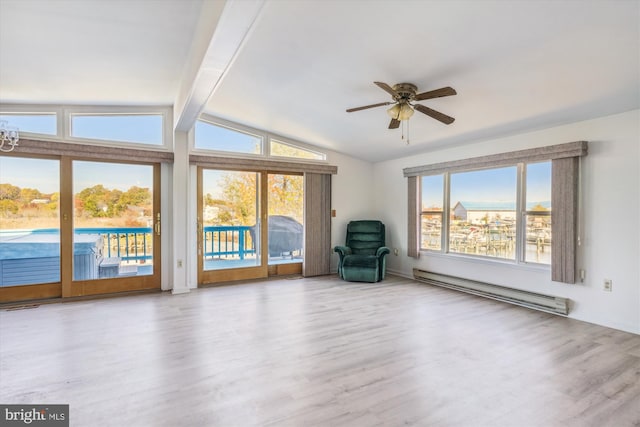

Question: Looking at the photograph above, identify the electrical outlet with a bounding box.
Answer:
[177,260,183,268]
[603,279,612,292]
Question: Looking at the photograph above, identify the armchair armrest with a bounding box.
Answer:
[334,245,352,256]
[377,246,391,257]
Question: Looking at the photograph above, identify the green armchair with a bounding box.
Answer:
[334,220,390,282]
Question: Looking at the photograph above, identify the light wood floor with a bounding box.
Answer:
[1,274,639,427]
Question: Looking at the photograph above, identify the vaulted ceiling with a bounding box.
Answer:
[1,0,638,162]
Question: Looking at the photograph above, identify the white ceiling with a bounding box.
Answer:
[1,0,638,162]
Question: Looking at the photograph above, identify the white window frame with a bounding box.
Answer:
[419,161,551,268]
[0,104,172,151]
[192,114,265,159]
[268,137,327,162]
[192,113,328,163]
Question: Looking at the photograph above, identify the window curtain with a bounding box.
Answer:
[407,176,419,258]
[303,173,332,276]
[551,157,579,284]
[9,138,174,163]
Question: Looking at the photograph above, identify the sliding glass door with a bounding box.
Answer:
[0,155,161,303]
[198,169,265,283]
[68,160,160,297]
[197,169,304,285]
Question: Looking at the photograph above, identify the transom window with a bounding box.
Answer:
[0,106,171,149]
[194,115,327,161]
[270,139,326,161]
[70,113,163,145]
[195,120,263,154]
[0,112,57,136]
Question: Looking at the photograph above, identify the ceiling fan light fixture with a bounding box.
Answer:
[398,103,414,120]
[386,103,401,119]
[386,102,414,121]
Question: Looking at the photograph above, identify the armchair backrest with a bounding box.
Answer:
[345,220,386,255]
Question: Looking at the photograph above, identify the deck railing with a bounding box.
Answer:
[7,225,255,262]
[75,227,153,261]
[202,225,255,260]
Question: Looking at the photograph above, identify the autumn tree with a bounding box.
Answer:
[218,172,303,226]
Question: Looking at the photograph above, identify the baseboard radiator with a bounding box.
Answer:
[413,269,569,315]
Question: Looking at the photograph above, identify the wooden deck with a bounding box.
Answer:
[1,274,639,426]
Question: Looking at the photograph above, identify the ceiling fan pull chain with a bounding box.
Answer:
[407,120,410,145]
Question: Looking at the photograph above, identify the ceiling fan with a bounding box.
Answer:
[346,82,457,129]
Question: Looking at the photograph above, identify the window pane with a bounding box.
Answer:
[450,167,517,259]
[0,113,57,135]
[195,121,262,154]
[525,161,552,264]
[202,170,260,270]
[421,175,443,250]
[270,140,325,160]
[73,161,155,279]
[71,114,163,145]
[0,157,60,286]
[268,174,304,264]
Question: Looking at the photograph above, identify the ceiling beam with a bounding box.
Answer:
[173,0,265,133]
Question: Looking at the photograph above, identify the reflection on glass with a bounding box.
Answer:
[268,174,303,265]
[0,157,60,286]
[73,161,154,280]
[202,170,260,270]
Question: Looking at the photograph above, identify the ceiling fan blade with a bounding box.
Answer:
[388,118,401,129]
[414,86,457,101]
[374,81,399,98]
[414,104,455,125]
[346,101,392,113]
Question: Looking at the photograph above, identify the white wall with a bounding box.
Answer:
[373,110,640,334]
[327,150,375,271]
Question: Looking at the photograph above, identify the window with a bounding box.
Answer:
[195,120,263,155]
[0,113,57,136]
[70,113,163,145]
[406,141,587,283]
[193,115,328,161]
[270,139,326,161]
[420,163,545,263]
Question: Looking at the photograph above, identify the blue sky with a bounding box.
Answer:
[195,121,261,154]
[0,113,162,145]
[0,157,152,194]
[422,162,551,209]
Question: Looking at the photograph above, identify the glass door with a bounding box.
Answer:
[0,156,62,302]
[267,173,303,276]
[68,160,160,297]
[198,169,266,284]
